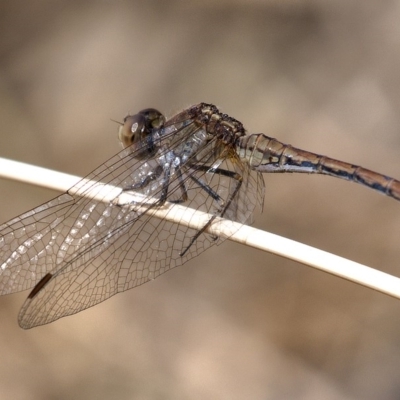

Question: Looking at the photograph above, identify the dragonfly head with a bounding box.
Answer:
[119,108,165,158]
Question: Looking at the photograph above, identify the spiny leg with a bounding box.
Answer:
[168,167,189,204]
[117,163,170,207]
[117,162,190,210]
[180,165,243,256]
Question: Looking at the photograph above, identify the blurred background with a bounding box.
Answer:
[1,0,400,399]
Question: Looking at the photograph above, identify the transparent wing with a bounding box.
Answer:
[0,193,77,294]
[1,109,264,328]
[0,113,193,296]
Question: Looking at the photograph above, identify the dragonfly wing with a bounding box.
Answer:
[18,158,263,328]
[0,142,166,295]
[0,193,77,294]
[3,107,265,328]
[0,118,192,296]
[18,209,219,328]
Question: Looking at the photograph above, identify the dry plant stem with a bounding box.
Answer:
[0,157,399,299]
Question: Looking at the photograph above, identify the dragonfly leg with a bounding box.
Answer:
[189,174,223,203]
[168,167,189,204]
[192,165,243,218]
[117,162,189,208]
[116,164,168,208]
[180,166,243,256]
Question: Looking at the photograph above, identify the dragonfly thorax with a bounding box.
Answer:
[188,103,247,146]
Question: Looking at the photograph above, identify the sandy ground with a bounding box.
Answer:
[0,1,400,399]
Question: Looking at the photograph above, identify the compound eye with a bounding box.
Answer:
[139,108,165,130]
[118,114,146,148]
[118,108,165,151]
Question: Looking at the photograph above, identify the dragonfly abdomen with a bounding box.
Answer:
[237,133,400,201]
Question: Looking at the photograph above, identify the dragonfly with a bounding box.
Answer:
[0,103,399,329]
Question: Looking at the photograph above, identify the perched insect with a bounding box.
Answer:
[0,103,398,328]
